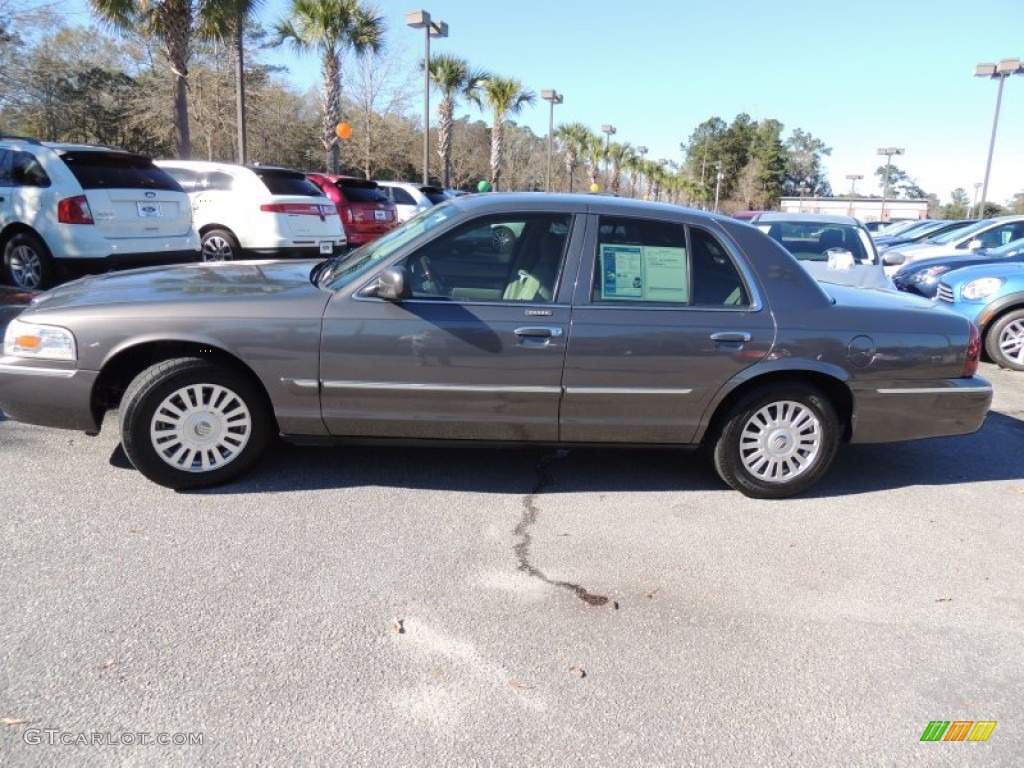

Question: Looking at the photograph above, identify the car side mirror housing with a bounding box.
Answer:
[372,266,410,301]
[882,252,905,266]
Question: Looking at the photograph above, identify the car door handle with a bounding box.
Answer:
[514,326,563,338]
[710,331,752,343]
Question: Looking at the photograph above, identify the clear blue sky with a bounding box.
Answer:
[63,0,1024,205]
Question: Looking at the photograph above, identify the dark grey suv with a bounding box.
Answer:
[0,194,991,498]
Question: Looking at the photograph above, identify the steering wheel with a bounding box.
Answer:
[410,254,447,296]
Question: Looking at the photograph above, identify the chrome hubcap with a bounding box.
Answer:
[740,400,822,483]
[998,319,1024,366]
[150,383,252,472]
[10,245,42,288]
[202,236,234,261]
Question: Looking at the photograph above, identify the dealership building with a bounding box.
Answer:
[779,196,929,222]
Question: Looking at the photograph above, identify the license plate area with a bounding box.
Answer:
[137,202,163,218]
[374,210,387,221]
[319,241,333,254]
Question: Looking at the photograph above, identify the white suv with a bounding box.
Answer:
[156,160,346,261]
[0,137,200,289]
[374,180,448,222]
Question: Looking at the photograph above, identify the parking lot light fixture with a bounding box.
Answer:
[540,90,563,192]
[877,147,905,222]
[975,58,1023,219]
[406,10,448,186]
[969,182,983,219]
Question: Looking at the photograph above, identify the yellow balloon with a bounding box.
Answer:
[589,183,600,193]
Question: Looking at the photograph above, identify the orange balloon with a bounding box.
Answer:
[335,122,352,140]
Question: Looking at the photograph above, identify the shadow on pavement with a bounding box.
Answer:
[99,409,1024,499]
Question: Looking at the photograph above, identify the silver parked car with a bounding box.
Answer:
[0,194,992,498]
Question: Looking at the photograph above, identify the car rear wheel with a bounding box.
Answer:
[201,229,240,261]
[986,309,1024,371]
[711,385,839,499]
[119,357,271,489]
[4,232,55,290]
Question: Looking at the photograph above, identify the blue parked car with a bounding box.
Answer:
[893,236,1024,298]
[937,262,1024,370]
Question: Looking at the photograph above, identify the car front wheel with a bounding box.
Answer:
[4,232,55,290]
[201,229,240,261]
[985,309,1024,371]
[711,385,839,499]
[119,357,271,489]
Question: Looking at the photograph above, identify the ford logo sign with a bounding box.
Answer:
[140,205,157,214]
[145,191,157,198]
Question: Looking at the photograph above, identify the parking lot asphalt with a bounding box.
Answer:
[1,303,1023,765]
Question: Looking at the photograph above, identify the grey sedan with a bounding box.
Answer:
[0,194,993,498]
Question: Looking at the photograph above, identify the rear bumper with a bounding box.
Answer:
[58,248,201,274]
[247,241,346,259]
[0,361,101,432]
[849,377,992,443]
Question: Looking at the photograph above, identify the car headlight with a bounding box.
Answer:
[961,277,1004,301]
[3,320,77,361]
[912,266,950,283]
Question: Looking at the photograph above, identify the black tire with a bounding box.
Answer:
[3,232,55,290]
[984,309,1024,371]
[710,385,839,499]
[201,228,240,261]
[119,357,271,489]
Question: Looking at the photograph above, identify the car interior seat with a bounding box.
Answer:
[503,227,566,302]
[818,229,845,254]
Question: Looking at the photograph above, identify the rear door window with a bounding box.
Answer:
[59,151,183,191]
[251,168,324,197]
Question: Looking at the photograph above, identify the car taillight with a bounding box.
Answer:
[58,195,94,224]
[260,203,337,216]
[963,321,981,377]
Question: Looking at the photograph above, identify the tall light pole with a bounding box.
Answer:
[540,89,562,192]
[713,164,725,213]
[969,182,983,219]
[600,124,616,191]
[975,58,1024,219]
[846,174,863,194]
[877,146,905,222]
[406,10,448,186]
[635,145,647,198]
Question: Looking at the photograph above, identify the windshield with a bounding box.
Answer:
[315,202,459,290]
[927,219,990,244]
[878,220,926,237]
[990,236,1024,257]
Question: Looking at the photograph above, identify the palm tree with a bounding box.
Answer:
[427,54,488,190]
[90,0,197,158]
[606,142,631,196]
[276,0,385,172]
[479,76,533,191]
[555,122,590,193]
[583,133,604,191]
[197,0,265,163]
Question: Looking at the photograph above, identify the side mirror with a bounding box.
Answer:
[882,252,905,266]
[372,266,410,301]
[967,238,983,250]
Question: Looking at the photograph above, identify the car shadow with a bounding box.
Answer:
[105,409,1024,499]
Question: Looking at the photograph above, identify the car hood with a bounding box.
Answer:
[26,260,327,313]
[938,261,1024,288]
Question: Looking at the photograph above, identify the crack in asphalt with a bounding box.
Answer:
[513,450,613,608]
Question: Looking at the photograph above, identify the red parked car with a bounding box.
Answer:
[306,174,398,248]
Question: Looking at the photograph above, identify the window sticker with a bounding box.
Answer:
[599,244,688,302]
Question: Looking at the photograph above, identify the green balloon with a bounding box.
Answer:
[477,180,492,193]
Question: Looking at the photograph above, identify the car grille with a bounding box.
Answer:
[936,283,955,303]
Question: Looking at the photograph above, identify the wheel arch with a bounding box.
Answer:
[198,223,238,239]
[91,340,278,431]
[1,222,47,250]
[977,293,1024,348]
[698,369,853,447]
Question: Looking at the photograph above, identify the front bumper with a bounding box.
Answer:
[0,360,101,432]
[849,376,993,443]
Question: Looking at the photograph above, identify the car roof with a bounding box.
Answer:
[752,212,861,226]
[440,191,733,222]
